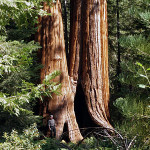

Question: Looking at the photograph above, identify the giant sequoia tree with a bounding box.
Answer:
[36,0,112,142]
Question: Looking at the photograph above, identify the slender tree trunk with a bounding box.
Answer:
[116,0,121,77]
[116,0,121,93]
[81,0,112,129]
[64,0,68,59]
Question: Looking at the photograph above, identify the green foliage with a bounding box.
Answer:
[0,40,39,96]
[67,136,119,150]
[75,137,115,150]
[41,138,60,150]
[136,62,150,88]
[0,0,52,34]
[114,96,150,119]
[113,61,150,148]
[0,70,61,138]
[120,35,150,56]
[0,33,43,134]
[0,71,61,116]
[0,36,40,77]
[0,3,61,137]
[0,123,46,150]
[0,0,63,145]
[108,0,150,149]
[108,0,150,92]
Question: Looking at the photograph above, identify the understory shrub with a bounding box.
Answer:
[0,123,45,150]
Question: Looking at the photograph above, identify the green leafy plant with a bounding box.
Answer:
[41,138,60,150]
[136,62,150,89]
[0,70,61,116]
[0,0,52,34]
[0,123,46,150]
[0,36,41,95]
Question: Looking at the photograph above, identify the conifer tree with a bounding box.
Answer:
[37,0,112,142]
[108,0,150,146]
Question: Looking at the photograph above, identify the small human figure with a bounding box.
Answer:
[48,115,56,138]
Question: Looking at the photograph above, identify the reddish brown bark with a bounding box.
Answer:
[36,0,82,142]
[69,0,81,85]
[36,0,112,142]
[101,0,110,118]
[81,0,112,129]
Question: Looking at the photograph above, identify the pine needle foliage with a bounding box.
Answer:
[108,0,150,148]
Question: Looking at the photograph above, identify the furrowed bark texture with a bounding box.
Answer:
[36,0,112,142]
[81,0,112,129]
[69,0,81,83]
[36,1,82,142]
[101,0,110,118]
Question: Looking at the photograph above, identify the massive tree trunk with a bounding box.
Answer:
[81,0,112,129]
[36,0,112,142]
[36,0,82,142]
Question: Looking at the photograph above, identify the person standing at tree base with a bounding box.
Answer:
[48,115,56,138]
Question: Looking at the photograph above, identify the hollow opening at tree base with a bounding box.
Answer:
[74,83,98,136]
[61,123,70,142]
